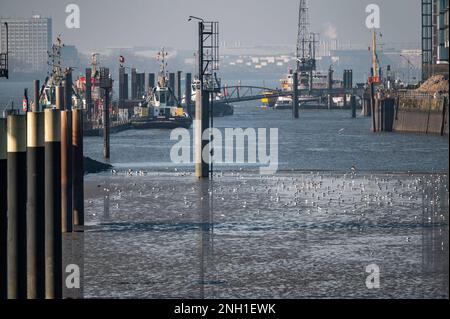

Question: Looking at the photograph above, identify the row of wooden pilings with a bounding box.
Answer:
[0,86,84,299]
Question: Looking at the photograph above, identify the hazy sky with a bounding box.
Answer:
[0,0,421,51]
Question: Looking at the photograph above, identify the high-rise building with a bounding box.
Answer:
[422,0,449,80]
[0,15,52,73]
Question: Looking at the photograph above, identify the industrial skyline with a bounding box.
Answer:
[0,0,421,52]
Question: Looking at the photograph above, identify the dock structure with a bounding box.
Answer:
[72,108,84,230]
[7,114,27,299]
[26,111,45,298]
[0,88,85,298]
[44,108,62,299]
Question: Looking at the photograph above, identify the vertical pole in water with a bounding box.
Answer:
[195,90,203,178]
[55,86,64,110]
[119,67,125,108]
[131,68,137,100]
[351,95,356,118]
[148,73,155,91]
[85,68,92,120]
[200,91,210,178]
[185,73,192,112]
[64,68,73,110]
[370,68,376,132]
[169,73,175,106]
[327,67,333,110]
[103,88,110,160]
[64,69,72,110]
[194,92,211,179]
[0,118,7,300]
[33,80,40,112]
[293,72,299,119]
[72,109,84,230]
[61,110,72,233]
[44,109,62,299]
[175,71,182,103]
[26,112,45,299]
[85,68,93,121]
[195,21,210,179]
[7,114,27,299]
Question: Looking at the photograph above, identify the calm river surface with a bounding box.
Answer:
[80,105,448,298]
[2,80,448,298]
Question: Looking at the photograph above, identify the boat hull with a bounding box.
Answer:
[131,118,192,130]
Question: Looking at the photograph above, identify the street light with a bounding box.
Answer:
[188,16,204,22]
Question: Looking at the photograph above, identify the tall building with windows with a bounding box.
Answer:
[422,0,449,80]
[0,15,52,73]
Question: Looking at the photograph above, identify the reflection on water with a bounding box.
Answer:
[421,176,448,296]
[82,171,448,299]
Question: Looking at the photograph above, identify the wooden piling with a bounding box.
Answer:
[26,112,45,299]
[7,114,27,299]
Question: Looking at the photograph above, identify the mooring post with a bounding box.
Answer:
[119,67,125,109]
[103,89,110,160]
[26,112,45,299]
[85,68,92,120]
[55,86,64,110]
[293,72,299,119]
[64,69,72,110]
[195,89,203,178]
[185,73,192,112]
[169,73,175,106]
[327,67,333,110]
[61,110,73,233]
[33,80,40,112]
[195,89,210,178]
[148,73,155,91]
[44,109,62,299]
[62,70,73,233]
[351,95,356,118]
[72,109,84,230]
[7,114,27,299]
[175,71,182,103]
[0,118,7,299]
[131,68,137,100]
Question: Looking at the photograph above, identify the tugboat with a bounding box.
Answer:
[130,49,192,129]
[182,78,234,117]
